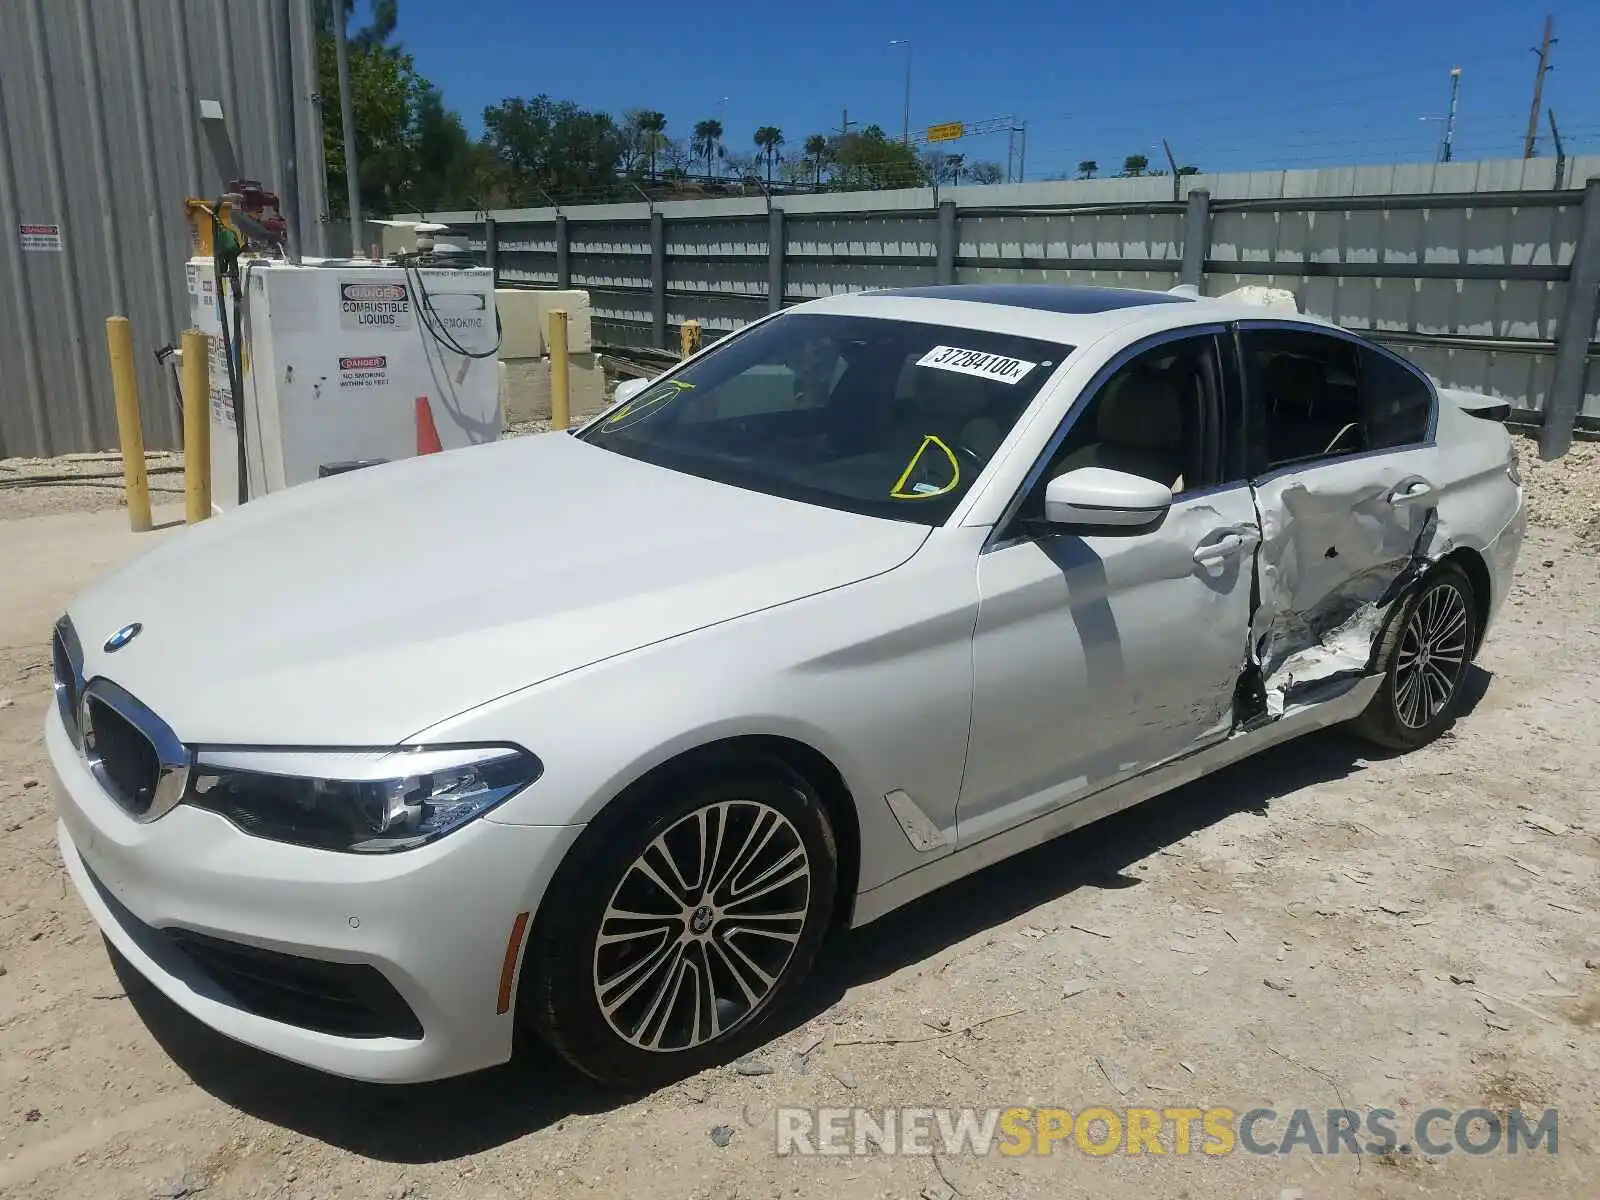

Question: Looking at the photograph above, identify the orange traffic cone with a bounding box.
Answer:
[415,396,443,455]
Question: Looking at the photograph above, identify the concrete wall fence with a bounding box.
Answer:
[0,0,325,461]
[450,155,1600,455]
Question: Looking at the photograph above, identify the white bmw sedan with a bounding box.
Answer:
[47,284,1525,1088]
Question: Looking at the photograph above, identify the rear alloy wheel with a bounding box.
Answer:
[1351,561,1478,751]
[525,763,836,1087]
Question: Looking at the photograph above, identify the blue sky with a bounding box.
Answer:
[378,0,1599,178]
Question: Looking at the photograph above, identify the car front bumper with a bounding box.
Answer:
[46,705,584,1084]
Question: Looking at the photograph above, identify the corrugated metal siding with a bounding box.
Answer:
[0,0,324,458]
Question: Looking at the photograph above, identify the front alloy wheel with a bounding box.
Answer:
[595,801,811,1053]
[525,762,837,1087]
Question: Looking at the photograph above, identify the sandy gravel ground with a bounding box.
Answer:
[0,436,1595,1200]
[0,452,185,522]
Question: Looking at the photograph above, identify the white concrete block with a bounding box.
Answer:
[496,288,593,358]
[501,352,607,425]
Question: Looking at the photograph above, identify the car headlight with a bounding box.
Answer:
[186,744,542,853]
[1506,456,1522,487]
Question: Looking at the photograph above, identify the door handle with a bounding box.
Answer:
[1193,533,1245,565]
[1389,479,1435,505]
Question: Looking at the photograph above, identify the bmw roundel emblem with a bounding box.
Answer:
[104,622,143,653]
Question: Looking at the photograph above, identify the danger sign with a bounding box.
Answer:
[19,223,62,252]
[339,279,412,330]
[338,353,389,388]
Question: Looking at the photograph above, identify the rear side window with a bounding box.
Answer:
[1242,329,1364,469]
[1361,347,1434,449]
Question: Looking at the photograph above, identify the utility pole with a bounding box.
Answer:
[333,0,361,253]
[890,40,912,144]
[1441,67,1462,162]
[838,109,853,138]
[1523,15,1556,158]
[1548,109,1566,187]
[1162,137,1181,200]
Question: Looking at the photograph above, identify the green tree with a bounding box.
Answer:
[314,0,399,50]
[410,85,490,209]
[315,1,484,219]
[1077,159,1098,179]
[754,126,785,184]
[619,110,670,181]
[481,96,624,204]
[803,133,830,185]
[831,125,926,190]
[692,119,724,178]
[639,111,668,180]
[1121,153,1149,177]
[317,36,423,216]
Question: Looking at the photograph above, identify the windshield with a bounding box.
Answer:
[577,313,1072,524]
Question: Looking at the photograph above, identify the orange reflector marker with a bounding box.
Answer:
[415,395,443,455]
[496,911,531,1015]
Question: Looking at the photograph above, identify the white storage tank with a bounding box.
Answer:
[187,258,500,511]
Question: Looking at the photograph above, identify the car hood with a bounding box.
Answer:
[67,434,928,744]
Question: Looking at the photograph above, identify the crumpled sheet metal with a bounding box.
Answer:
[1250,478,1450,712]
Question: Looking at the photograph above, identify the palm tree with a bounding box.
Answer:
[692,119,724,179]
[639,111,667,181]
[803,133,830,186]
[1077,159,1098,180]
[754,126,785,184]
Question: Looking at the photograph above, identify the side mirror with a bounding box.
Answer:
[1042,467,1172,531]
[612,376,652,406]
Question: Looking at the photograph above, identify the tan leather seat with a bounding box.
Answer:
[1052,369,1185,488]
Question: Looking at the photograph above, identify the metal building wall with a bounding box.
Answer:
[0,0,324,459]
[448,154,1599,431]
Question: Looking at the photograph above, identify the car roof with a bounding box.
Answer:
[789,283,1338,347]
[870,283,1195,314]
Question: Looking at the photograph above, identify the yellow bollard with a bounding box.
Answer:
[548,308,570,430]
[680,319,702,358]
[105,317,152,532]
[180,328,212,523]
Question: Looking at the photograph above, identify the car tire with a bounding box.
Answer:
[1350,561,1478,752]
[522,757,837,1088]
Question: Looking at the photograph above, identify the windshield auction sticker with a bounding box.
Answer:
[916,345,1036,385]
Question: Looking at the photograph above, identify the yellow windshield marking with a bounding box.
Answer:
[600,380,695,432]
[889,435,959,499]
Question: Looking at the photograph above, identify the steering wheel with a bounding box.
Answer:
[1322,422,1361,456]
[952,441,985,465]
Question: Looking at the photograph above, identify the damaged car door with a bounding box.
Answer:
[959,329,1259,844]
[1239,323,1440,714]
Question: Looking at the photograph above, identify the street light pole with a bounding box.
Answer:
[1442,67,1462,162]
[890,39,912,144]
[717,95,730,179]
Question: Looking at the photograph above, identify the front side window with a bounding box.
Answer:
[1016,333,1225,522]
[579,313,1071,524]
